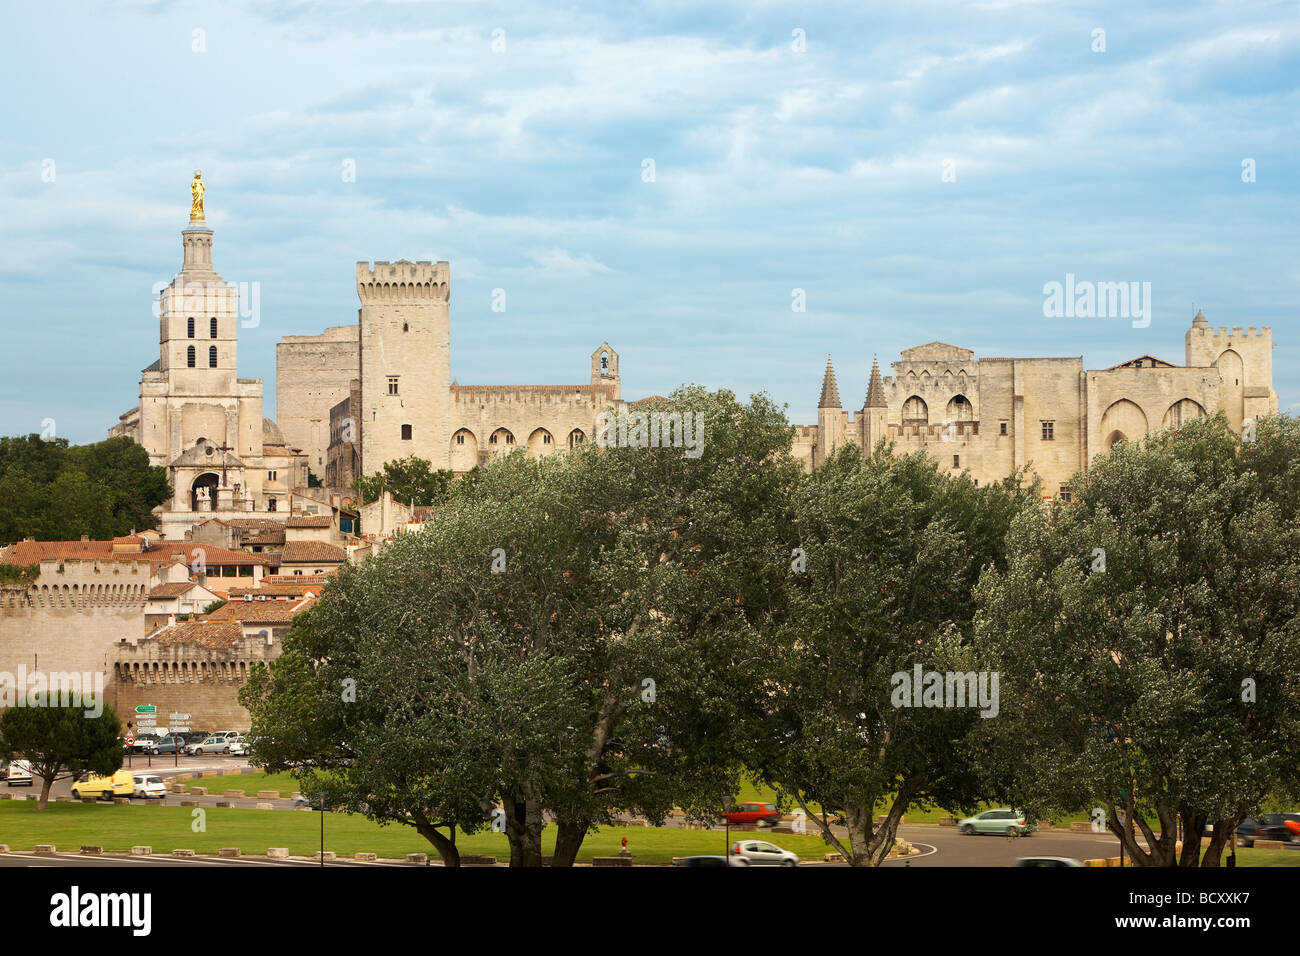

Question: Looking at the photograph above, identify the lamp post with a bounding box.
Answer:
[722,795,733,863]
[319,793,326,867]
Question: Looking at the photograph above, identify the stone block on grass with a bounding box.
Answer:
[172,849,195,857]
[215,801,233,808]
[939,817,958,827]
[256,802,274,810]
[131,846,152,856]
[179,800,198,807]
[1069,821,1093,832]
[592,856,634,867]
[313,851,336,862]
[113,798,131,805]
[460,854,497,866]
[1253,839,1285,850]
[256,790,280,799]
[80,845,103,855]
[222,790,245,798]
[0,845,8,852]
[267,847,290,859]
[189,787,207,796]
[170,784,187,794]
[34,845,56,854]
[405,853,427,864]
[354,852,377,862]
[219,848,241,858]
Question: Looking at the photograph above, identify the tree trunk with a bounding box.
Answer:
[551,814,589,867]
[37,774,53,811]
[412,811,460,867]
[842,805,874,866]
[505,796,545,866]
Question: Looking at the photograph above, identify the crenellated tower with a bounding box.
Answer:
[1184,310,1277,433]
[356,260,452,473]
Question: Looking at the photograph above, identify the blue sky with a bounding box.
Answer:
[1,0,1297,444]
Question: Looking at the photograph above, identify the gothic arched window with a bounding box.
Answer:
[187,346,196,367]
[187,317,195,338]
[210,316,217,338]
[209,345,217,367]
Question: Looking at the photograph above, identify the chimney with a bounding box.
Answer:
[80,534,89,542]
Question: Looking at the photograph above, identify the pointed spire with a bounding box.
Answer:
[1192,309,1209,328]
[865,355,887,408]
[818,355,842,409]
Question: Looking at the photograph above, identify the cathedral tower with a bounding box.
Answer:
[816,355,845,465]
[863,355,888,451]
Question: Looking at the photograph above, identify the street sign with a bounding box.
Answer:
[169,713,191,721]
[135,705,156,714]
[125,734,135,746]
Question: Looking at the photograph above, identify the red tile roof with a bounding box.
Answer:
[279,542,347,564]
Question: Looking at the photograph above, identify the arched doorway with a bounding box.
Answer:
[191,472,220,511]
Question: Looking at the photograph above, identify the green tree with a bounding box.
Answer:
[974,414,1300,866]
[0,704,124,810]
[747,443,1033,864]
[245,387,802,866]
[354,456,453,506]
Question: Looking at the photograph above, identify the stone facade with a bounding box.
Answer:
[0,559,150,711]
[275,325,360,477]
[795,312,1278,497]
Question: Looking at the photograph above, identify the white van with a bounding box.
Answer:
[2,759,34,787]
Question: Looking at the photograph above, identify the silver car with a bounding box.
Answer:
[730,840,799,866]
[190,735,232,755]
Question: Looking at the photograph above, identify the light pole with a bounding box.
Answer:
[319,793,325,867]
[722,795,733,863]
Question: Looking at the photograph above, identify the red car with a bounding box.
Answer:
[723,802,781,827]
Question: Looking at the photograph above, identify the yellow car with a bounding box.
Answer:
[70,770,134,800]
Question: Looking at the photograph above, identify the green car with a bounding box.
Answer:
[957,808,1036,836]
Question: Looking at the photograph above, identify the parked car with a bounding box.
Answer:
[671,856,731,867]
[957,809,1036,836]
[722,802,781,828]
[70,770,134,800]
[1,759,33,787]
[147,735,188,755]
[1016,857,1084,867]
[228,736,249,756]
[190,735,233,755]
[730,840,799,866]
[131,774,166,799]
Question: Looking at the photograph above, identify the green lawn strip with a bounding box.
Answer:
[0,803,831,864]
[172,771,299,797]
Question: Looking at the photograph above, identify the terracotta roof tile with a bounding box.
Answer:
[279,542,347,564]
[286,516,331,528]
[150,620,244,648]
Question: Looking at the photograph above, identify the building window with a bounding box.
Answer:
[403,322,409,332]
[210,316,217,338]
[268,498,277,512]
[388,376,399,395]
[456,433,465,445]
[1041,420,1055,441]
[952,455,960,468]
[999,422,1007,436]
[1058,483,1072,503]
[187,317,195,338]
[543,433,552,445]
[209,345,217,368]
[401,424,412,440]
[268,470,277,481]
[187,346,196,367]
[489,433,497,444]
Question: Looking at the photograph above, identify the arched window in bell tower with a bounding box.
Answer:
[187,346,196,367]
[600,351,610,375]
[210,316,217,338]
[209,345,217,368]
[187,317,195,338]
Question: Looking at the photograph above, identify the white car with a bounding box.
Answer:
[229,736,249,756]
[132,774,166,799]
[730,840,799,867]
[2,759,33,787]
[190,735,232,755]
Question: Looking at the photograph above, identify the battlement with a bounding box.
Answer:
[1190,325,1272,340]
[451,384,618,406]
[0,558,151,612]
[356,260,449,303]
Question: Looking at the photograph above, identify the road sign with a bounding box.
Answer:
[169,713,191,721]
[125,734,135,746]
[135,705,156,714]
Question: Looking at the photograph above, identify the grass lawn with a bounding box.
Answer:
[0,802,830,864]
[177,770,299,797]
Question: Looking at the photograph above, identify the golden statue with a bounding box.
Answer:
[190,170,205,221]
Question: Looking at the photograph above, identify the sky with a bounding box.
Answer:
[1,0,1297,444]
